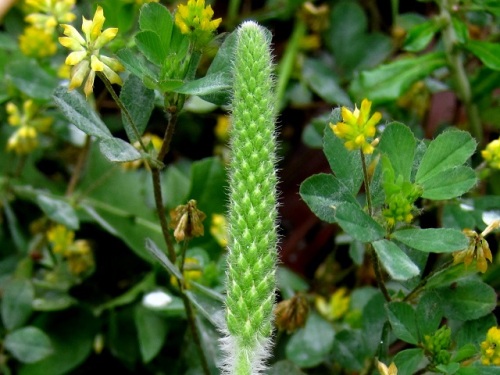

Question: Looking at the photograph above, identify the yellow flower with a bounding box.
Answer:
[482,139,500,169]
[377,361,398,375]
[210,213,228,247]
[214,115,230,142]
[59,6,124,97]
[65,239,94,275]
[47,224,75,254]
[481,326,500,366]
[170,257,203,289]
[329,98,381,154]
[25,0,76,31]
[452,221,499,273]
[19,26,57,58]
[5,100,52,155]
[175,0,221,48]
[315,287,350,321]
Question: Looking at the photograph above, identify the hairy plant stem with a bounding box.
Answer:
[66,135,91,196]
[97,72,148,152]
[403,260,453,302]
[360,151,391,302]
[439,0,483,144]
[102,74,209,375]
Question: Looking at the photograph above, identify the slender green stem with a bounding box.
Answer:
[275,17,306,109]
[360,151,373,215]
[97,72,148,152]
[227,0,242,28]
[360,151,391,301]
[151,168,176,263]
[66,135,91,196]
[439,0,483,144]
[404,260,453,302]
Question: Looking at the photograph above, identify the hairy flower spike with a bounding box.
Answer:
[481,326,500,365]
[59,6,124,97]
[482,139,500,169]
[175,0,221,48]
[330,98,381,154]
[221,21,278,375]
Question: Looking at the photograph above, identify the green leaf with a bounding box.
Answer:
[349,52,447,103]
[465,40,500,71]
[387,302,419,344]
[78,146,163,261]
[420,166,477,200]
[393,348,426,375]
[19,308,98,375]
[116,48,159,85]
[299,174,357,223]
[415,130,476,184]
[276,266,309,299]
[452,343,479,363]
[403,19,442,52]
[1,279,34,330]
[302,58,351,106]
[206,31,237,75]
[391,228,468,253]
[416,292,443,339]
[335,202,385,242]
[108,307,140,365]
[134,305,168,363]
[286,312,335,368]
[53,87,112,139]
[145,238,183,280]
[378,122,416,181]
[455,314,496,348]
[98,138,141,162]
[432,277,496,320]
[139,2,173,49]
[175,71,231,96]
[135,30,168,66]
[330,330,368,371]
[36,195,79,230]
[361,292,387,353]
[120,74,155,143]
[323,120,364,192]
[4,327,53,364]
[185,289,224,328]
[372,239,420,281]
[6,59,58,100]
[187,157,227,215]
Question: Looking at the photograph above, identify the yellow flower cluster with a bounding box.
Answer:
[19,26,57,58]
[481,326,500,365]
[482,139,500,169]
[21,0,75,59]
[47,224,94,275]
[330,98,381,154]
[175,0,221,47]
[25,0,76,30]
[315,287,350,321]
[59,6,124,97]
[5,100,52,155]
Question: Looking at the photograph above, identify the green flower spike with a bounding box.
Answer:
[221,21,278,375]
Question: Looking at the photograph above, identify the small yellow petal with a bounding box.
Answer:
[93,27,118,49]
[65,50,87,65]
[102,64,122,85]
[90,55,104,72]
[90,6,105,41]
[69,60,90,90]
[84,70,96,97]
[59,36,84,51]
[61,24,85,45]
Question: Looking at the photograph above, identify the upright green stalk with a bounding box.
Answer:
[222,21,279,375]
[439,0,482,144]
